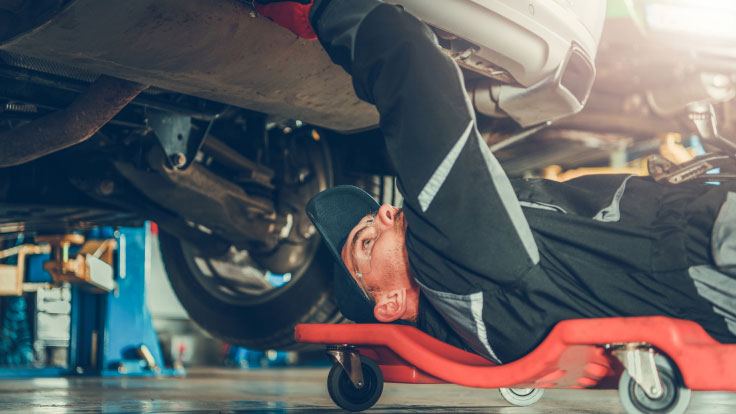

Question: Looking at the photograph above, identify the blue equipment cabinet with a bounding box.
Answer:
[0,225,182,377]
[71,226,183,376]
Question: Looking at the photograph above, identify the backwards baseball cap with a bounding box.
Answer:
[305,185,379,323]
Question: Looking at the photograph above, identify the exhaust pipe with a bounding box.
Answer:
[0,75,147,167]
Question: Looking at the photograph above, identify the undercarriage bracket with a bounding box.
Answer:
[148,109,213,170]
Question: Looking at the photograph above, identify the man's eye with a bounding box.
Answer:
[362,239,372,251]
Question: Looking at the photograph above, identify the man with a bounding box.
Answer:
[261,0,736,363]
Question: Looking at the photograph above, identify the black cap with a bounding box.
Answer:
[305,185,379,323]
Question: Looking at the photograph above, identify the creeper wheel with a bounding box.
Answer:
[327,356,383,412]
[498,387,545,406]
[618,355,691,414]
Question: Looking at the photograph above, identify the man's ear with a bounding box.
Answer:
[373,289,407,323]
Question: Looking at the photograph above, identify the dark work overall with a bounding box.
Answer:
[310,0,736,363]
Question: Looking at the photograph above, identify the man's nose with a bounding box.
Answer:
[377,204,398,225]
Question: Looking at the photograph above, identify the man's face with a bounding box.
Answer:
[341,204,408,298]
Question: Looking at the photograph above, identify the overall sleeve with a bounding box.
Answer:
[311,0,539,284]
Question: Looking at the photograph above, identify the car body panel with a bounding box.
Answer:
[388,0,606,86]
[0,0,606,130]
[0,0,378,132]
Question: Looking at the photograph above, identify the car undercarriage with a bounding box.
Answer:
[0,0,734,349]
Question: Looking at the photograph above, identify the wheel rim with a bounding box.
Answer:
[508,388,537,397]
[179,241,318,306]
[176,135,332,306]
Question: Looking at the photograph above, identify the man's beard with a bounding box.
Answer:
[395,208,407,233]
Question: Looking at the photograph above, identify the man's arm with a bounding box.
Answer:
[311,0,539,285]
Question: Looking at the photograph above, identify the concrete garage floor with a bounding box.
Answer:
[0,368,734,413]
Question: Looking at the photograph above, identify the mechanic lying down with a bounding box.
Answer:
[258,0,736,363]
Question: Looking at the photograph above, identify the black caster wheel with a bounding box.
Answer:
[327,356,384,412]
[618,355,691,414]
[498,387,544,406]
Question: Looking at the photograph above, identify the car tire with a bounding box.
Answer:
[159,230,345,350]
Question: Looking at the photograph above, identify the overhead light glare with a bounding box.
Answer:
[644,1,736,41]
